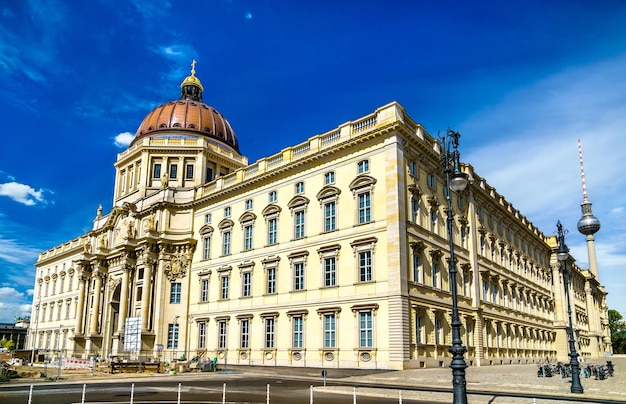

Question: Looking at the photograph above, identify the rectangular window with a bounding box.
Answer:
[430,209,437,233]
[57,304,62,320]
[153,163,161,178]
[294,262,305,291]
[431,262,438,288]
[224,206,231,217]
[324,257,336,287]
[358,159,369,173]
[240,319,250,348]
[59,277,64,293]
[265,317,275,348]
[482,280,489,301]
[358,192,371,224]
[199,322,206,349]
[294,210,305,239]
[295,181,304,194]
[324,171,335,184]
[269,191,277,203]
[68,274,73,291]
[324,201,336,231]
[242,272,252,297]
[205,213,211,223]
[137,286,142,301]
[218,321,227,349]
[267,217,278,245]
[359,311,373,348]
[292,316,303,348]
[186,164,194,179]
[65,301,71,319]
[170,282,181,303]
[243,225,253,250]
[359,251,372,282]
[408,160,417,176]
[202,236,211,260]
[412,254,421,283]
[245,199,253,210]
[266,267,276,294]
[427,173,437,190]
[206,167,214,182]
[411,198,419,222]
[222,231,231,255]
[167,323,179,349]
[200,279,209,302]
[415,313,423,344]
[435,315,441,345]
[221,275,229,299]
[323,313,336,348]
[169,164,178,179]
[463,272,470,296]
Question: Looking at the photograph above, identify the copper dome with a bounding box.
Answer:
[132,63,240,153]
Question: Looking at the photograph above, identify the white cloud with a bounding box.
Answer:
[0,235,41,265]
[0,289,32,322]
[114,131,134,148]
[0,181,47,205]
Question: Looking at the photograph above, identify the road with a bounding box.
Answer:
[0,377,441,404]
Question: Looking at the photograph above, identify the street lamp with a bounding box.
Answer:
[556,221,584,394]
[440,129,469,404]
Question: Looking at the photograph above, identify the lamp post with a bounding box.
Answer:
[172,315,180,363]
[556,221,584,394]
[440,129,469,404]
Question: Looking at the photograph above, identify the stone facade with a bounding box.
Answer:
[28,70,611,369]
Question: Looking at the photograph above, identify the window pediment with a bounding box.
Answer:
[262,204,281,217]
[287,195,310,209]
[238,212,257,223]
[316,185,341,201]
[218,219,234,230]
[199,224,214,235]
[349,174,376,191]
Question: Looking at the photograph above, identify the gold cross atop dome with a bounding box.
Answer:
[180,59,204,92]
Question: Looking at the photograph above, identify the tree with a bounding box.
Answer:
[608,309,626,354]
[0,338,15,351]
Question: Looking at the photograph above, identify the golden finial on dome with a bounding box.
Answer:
[181,60,204,91]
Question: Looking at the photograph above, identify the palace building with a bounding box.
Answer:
[28,64,612,369]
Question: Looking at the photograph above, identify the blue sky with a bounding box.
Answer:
[1,0,625,323]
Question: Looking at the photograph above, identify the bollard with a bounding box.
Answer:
[222,382,226,404]
[130,383,135,404]
[398,390,402,404]
[81,383,86,404]
[353,386,357,403]
[310,385,313,404]
[178,382,181,404]
[266,383,270,404]
[28,385,33,404]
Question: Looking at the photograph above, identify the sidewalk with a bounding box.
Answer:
[5,357,625,403]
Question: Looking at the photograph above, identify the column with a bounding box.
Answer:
[117,266,131,334]
[89,266,104,334]
[75,266,89,335]
[141,261,154,332]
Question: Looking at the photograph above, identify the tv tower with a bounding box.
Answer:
[576,139,601,278]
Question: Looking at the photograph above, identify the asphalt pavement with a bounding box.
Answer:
[3,356,625,403]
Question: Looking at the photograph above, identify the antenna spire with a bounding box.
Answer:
[578,139,588,201]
